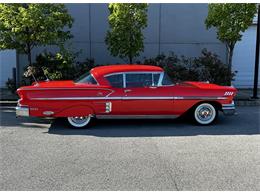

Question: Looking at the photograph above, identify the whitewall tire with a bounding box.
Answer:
[194,103,217,125]
[67,116,91,128]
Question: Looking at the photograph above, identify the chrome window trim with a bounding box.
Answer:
[91,73,99,85]
[160,72,174,86]
[123,73,126,88]
[152,73,160,86]
[104,71,163,77]
[105,71,163,88]
[158,72,164,86]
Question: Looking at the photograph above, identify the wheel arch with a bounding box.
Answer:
[185,100,222,115]
[55,104,95,117]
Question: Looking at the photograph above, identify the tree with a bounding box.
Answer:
[205,3,257,85]
[105,3,148,64]
[0,3,73,67]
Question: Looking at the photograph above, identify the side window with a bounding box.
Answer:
[162,73,173,86]
[152,73,160,86]
[106,74,123,88]
[126,73,153,88]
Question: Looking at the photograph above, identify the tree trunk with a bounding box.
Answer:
[227,44,234,86]
[27,44,32,66]
[129,55,133,64]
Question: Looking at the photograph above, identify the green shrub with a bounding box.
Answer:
[193,49,236,86]
[22,49,95,85]
[142,49,236,86]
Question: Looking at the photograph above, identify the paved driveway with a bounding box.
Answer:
[0,106,259,190]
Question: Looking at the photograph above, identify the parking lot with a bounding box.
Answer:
[0,106,259,190]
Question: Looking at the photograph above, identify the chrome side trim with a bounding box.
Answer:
[31,97,122,100]
[222,101,236,116]
[105,102,112,113]
[43,111,54,116]
[96,115,179,119]
[30,96,228,101]
[17,87,114,91]
[172,96,228,100]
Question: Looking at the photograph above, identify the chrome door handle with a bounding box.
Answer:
[124,89,132,93]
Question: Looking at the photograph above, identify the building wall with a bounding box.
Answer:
[0,50,16,88]
[18,3,226,68]
[232,25,260,88]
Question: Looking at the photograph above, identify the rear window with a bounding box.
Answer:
[75,72,98,84]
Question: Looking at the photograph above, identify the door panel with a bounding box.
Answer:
[122,86,174,115]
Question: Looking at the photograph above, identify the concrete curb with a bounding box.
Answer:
[235,100,260,106]
[1,100,260,107]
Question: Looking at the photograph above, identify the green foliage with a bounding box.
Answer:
[205,3,257,85]
[193,49,237,86]
[205,3,257,46]
[22,50,95,85]
[0,3,73,65]
[105,3,148,64]
[142,49,236,86]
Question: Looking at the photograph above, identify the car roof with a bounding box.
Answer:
[91,64,163,76]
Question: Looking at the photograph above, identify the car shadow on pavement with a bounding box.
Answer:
[47,114,260,137]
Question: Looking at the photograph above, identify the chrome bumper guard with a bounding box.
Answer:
[16,106,29,117]
[222,101,236,116]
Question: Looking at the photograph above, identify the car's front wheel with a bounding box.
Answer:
[193,103,217,125]
[67,116,92,128]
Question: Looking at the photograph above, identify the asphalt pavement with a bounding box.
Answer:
[0,106,259,190]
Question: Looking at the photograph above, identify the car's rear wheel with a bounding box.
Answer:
[67,116,91,128]
[193,103,217,125]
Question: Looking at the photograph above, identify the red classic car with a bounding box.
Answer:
[16,65,237,128]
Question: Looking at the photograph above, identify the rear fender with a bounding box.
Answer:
[55,105,94,117]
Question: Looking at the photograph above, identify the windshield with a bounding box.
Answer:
[162,73,174,86]
[74,72,98,84]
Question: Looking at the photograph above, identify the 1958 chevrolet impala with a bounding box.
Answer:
[16,65,237,128]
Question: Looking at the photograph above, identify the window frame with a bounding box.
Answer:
[104,71,171,88]
[160,72,174,86]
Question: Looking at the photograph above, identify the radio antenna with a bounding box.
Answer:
[25,66,38,86]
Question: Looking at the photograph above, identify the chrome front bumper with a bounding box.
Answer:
[16,106,29,117]
[222,101,236,116]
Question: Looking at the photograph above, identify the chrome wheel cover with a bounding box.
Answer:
[67,116,91,128]
[194,103,216,125]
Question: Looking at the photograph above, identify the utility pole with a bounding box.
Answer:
[253,4,260,99]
